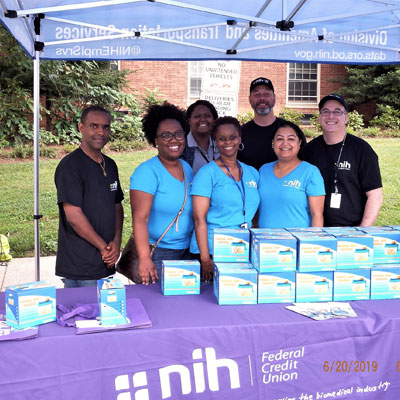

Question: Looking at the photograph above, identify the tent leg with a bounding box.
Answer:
[33,49,41,281]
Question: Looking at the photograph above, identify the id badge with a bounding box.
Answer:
[240,222,248,229]
[330,193,341,209]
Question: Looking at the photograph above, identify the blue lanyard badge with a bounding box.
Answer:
[219,158,246,220]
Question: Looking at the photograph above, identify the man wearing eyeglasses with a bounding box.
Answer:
[303,94,383,227]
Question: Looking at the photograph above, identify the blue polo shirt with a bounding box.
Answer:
[190,160,260,253]
[130,156,194,249]
[258,161,325,228]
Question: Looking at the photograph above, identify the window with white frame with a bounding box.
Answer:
[188,61,204,103]
[287,63,318,104]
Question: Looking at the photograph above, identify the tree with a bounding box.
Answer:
[339,65,400,109]
[0,25,143,145]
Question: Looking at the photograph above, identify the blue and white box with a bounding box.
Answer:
[161,260,200,295]
[214,263,257,305]
[334,270,371,301]
[6,281,56,329]
[258,271,296,303]
[212,228,250,262]
[251,234,297,272]
[294,233,337,272]
[335,234,373,269]
[97,278,127,326]
[371,265,400,299]
[296,272,333,302]
[358,228,400,264]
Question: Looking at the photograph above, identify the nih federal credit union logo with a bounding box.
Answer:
[114,347,240,399]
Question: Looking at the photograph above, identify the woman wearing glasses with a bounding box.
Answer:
[190,117,260,281]
[130,102,193,285]
[258,120,325,228]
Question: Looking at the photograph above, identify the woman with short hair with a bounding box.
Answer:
[181,99,219,174]
[190,116,260,280]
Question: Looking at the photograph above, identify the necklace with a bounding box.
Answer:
[80,146,106,177]
[99,155,107,177]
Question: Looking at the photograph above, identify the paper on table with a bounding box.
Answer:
[0,312,38,341]
[286,302,358,321]
[75,298,152,334]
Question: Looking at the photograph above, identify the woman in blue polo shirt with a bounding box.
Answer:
[190,116,260,281]
[130,102,193,285]
[258,120,325,228]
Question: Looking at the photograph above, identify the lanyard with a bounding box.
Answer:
[196,138,216,163]
[219,157,246,217]
[333,133,347,194]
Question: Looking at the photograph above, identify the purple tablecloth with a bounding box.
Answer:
[1,284,399,400]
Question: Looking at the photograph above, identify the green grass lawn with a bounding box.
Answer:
[1,139,399,258]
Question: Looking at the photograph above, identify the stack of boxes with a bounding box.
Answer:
[212,225,400,304]
[360,226,400,299]
[212,228,256,304]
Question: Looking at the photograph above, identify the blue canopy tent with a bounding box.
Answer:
[1,0,400,278]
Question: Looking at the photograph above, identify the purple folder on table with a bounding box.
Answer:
[0,312,38,341]
[57,298,152,335]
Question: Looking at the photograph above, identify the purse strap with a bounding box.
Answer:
[151,163,187,253]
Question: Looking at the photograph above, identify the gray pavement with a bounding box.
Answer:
[0,256,131,291]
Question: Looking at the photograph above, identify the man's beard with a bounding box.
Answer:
[254,105,272,115]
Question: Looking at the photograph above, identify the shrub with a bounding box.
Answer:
[361,127,381,137]
[302,128,320,139]
[39,146,58,159]
[347,110,364,133]
[237,111,253,125]
[309,112,321,131]
[8,144,33,159]
[39,129,59,145]
[279,107,304,126]
[370,104,400,130]
[140,88,166,113]
[111,115,144,142]
[108,139,149,152]
[385,129,400,138]
[63,143,77,154]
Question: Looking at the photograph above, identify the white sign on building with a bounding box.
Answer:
[201,60,241,116]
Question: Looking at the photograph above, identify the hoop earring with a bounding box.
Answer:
[238,142,244,151]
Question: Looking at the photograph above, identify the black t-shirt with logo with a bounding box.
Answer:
[302,134,382,226]
[55,148,124,280]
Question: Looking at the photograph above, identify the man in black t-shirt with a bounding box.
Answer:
[55,106,124,288]
[238,77,306,170]
[303,94,383,227]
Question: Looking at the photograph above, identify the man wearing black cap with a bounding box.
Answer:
[238,77,305,170]
[303,94,383,227]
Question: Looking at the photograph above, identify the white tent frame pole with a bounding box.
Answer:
[230,0,273,53]
[0,0,7,13]
[16,0,277,26]
[295,6,400,26]
[16,0,142,16]
[33,34,41,281]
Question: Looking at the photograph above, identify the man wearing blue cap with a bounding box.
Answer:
[238,77,306,170]
[303,94,383,227]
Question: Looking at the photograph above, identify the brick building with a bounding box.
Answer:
[120,60,347,118]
